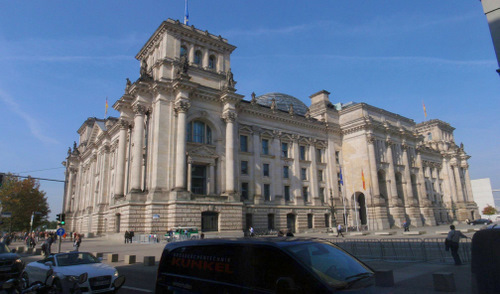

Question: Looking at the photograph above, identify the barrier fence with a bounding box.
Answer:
[330,238,472,263]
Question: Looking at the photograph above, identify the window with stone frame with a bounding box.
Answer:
[302,186,309,202]
[194,50,202,65]
[241,182,249,200]
[284,186,290,202]
[262,139,269,155]
[316,148,322,163]
[264,184,271,201]
[281,142,289,158]
[187,120,212,144]
[263,164,270,177]
[301,168,307,181]
[180,45,187,57]
[335,151,340,164]
[283,166,289,178]
[240,135,248,152]
[307,214,313,229]
[299,145,306,160]
[208,55,216,69]
[318,170,323,182]
[241,161,249,175]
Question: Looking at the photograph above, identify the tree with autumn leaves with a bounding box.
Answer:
[482,204,497,216]
[0,174,50,232]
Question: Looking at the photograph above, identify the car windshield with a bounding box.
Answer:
[56,253,100,266]
[0,243,11,254]
[285,242,373,289]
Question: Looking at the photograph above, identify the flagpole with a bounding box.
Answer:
[341,166,348,232]
[354,191,359,231]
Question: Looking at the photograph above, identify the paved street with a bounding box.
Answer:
[12,223,487,293]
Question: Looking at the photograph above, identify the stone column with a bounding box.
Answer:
[130,105,146,192]
[463,165,473,202]
[186,159,192,192]
[174,101,190,190]
[65,168,76,212]
[272,131,282,202]
[114,120,129,197]
[402,143,422,226]
[453,164,465,203]
[309,143,319,205]
[417,153,436,225]
[252,127,262,203]
[291,135,302,205]
[386,139,405,227]
[223,111,237,195]
[208,164,215,194]
[366,135,381,202]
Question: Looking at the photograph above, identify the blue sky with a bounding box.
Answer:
[1,1,499,219]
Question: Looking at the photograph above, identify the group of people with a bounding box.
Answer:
[124,230,135,243]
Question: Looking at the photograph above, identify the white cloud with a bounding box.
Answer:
[0,89,59,145]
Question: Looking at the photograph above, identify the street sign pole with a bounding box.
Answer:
[58,233,62,253]
[56,227,65,253]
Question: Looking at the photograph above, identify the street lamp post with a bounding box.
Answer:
[30,211,42,233]
[329,190,336,228]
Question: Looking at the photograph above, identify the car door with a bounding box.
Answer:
[31,256,55,283]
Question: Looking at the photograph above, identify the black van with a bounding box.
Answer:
[155,238,375,293]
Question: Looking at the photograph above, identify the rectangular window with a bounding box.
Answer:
[299,146,306,160]
[240,135,248,152]
[283,166,289,178]
[241,161,248,174]
[318,170,323,182]
[320,187,325,199]
[267,214,275,230]
[264,184,271,201]
[335,151,340,164]
[241,182,249,200]
[301,168,307,180]
[284,186,290,202]
[263,164,270,177]
[307,214,313,229]
[262,139,269,155]
[316,148,322,163]
[303,187,309,202]
[281,142,288,158]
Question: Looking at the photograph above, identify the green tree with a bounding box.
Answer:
[482,205,497,216]
[0,174,50,231]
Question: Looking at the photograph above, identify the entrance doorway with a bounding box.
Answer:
[202,211,218,232]
[358,193,367,225]
[286,213,296,233]
[191,165,207,194]
[115,214,121,233]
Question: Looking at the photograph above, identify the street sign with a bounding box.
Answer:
[1,212,11,218]
[153,214,160,219]
[56,227,65,236]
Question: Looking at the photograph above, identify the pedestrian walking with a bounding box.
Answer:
[249,226,255,237]
[336,224,344,237]
[124,231,130,243]
[129,230,134,243]
[403,220,410,232]
[446,225,468,265]
[73,234,82,252]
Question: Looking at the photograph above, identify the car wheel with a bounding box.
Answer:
[52,279,63,294]
[22,272,29,288]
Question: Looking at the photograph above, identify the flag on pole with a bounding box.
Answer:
[422,100,427,120]
[361,169,366,190]
[184,0,189,25]
[105,97,109,117]
[339,166,344,186]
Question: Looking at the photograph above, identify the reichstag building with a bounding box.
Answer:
[62,19,478,235]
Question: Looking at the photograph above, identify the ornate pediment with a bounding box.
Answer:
[187,144,218,163]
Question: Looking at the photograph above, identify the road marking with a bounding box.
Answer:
[121,286,153,293]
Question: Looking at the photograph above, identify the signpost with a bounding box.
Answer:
[57,227,65,253]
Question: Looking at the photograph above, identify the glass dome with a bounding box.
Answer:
[255,92,309,116]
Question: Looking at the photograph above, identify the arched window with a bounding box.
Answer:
[187,120,212,144]
[194,50,202,65]
[208,55,216,69]
[180,46,187,57]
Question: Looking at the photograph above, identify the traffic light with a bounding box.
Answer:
[60,213,66,225]
[56,214,61,222]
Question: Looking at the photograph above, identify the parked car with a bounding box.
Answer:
[469,219,493,225]
[0,242,24,289]
[166,227,200,241]
[155,238,375,293]
[23,252,125,293]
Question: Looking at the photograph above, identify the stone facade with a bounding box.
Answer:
[62,19,478,235]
